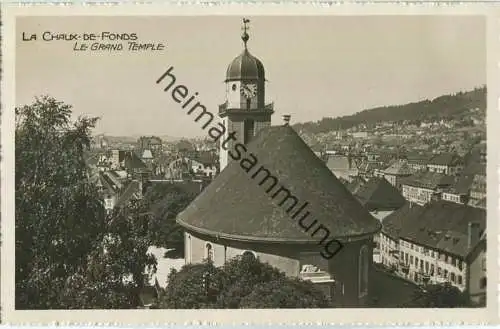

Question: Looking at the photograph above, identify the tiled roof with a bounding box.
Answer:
[401,171,454,190]
[383,160,413,176]
[354,177,406,212]
[177,125,381,243]
[382,201,486,258]
[462,162,486,176]
[357,161,383,173]
[428,153,462,166]
[443,174,473,196]
[123,151,147,170]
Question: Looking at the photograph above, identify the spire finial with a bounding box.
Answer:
[241,18,250,49]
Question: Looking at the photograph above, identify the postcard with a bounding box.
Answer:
[1,3,499,325]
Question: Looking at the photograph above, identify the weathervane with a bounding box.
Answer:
[241,18,250,49]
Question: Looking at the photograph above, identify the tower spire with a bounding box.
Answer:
[241,18,250,49]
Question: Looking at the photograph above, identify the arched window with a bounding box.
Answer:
[205,243,214,262]
[242,250,257,261]
[358,245,369,297]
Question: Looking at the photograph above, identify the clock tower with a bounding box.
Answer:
[218,18,274,171]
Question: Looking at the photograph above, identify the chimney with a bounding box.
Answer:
[282,114,291,126]
[468,222,480,249]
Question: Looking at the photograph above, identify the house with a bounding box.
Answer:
[137,136,163,156]
[354,177,406,216]
[466,232,486,306]
[405,153,431,172]
[427,153,463,175]
[379,201,486,304]
[382,160,414,189]
[326,154,359,182]
[401,171,454,206]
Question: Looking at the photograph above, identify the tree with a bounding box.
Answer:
[141,183,197,253]
[240,278,330,308]
[158,255,331,309]
[159,261,223,309]
[404,283,469,308]
[15,96,156,309]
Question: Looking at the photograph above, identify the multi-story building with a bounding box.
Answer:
[401,171,454,206]
[427,153,463,175]
[382,160,414,189]
[379,200,486,304]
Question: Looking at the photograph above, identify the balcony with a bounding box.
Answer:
[299,265,335,283]
[218,102,274,116]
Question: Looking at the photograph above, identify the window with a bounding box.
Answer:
[358,245,369,297]
[242,250,256,261]
[430,264,435,274]
[420,260,424,270]
[243,119,255,144]
[482,257,486,271]
[480,277,487,289]
[205,243,214,262]
[425,261,429,272]
[458,275,463,285]
[458,260,463,271]
[444,269,448,278]
[410,255,414,264]
[438,267,442,275]
[415,257,419,266]
[451,272,456,283]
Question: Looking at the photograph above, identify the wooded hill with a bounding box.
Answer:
[293,86,486,135]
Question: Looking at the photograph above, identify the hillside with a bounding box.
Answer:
[293,86,486,134]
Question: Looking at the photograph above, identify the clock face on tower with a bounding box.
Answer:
[240,83,257,99]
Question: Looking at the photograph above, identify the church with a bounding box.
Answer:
[176,19,382,307]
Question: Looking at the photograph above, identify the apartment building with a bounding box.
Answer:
[401,171,454,205]
[379,201,486,301]
[427,153,463,175]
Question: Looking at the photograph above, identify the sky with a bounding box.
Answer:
[16,16,486,138]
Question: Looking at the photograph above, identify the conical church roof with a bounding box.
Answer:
[177,125,381,243]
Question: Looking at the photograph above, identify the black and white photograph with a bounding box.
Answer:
[2,7,498,324]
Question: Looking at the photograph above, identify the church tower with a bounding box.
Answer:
[219,18,274,171]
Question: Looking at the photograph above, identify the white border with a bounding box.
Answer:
[1,3,499,325]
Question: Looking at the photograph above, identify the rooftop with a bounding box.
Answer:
[382,200,486,258]
[177,125,381,243]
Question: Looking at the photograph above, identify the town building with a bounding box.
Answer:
[326,154,359,182]
[177,20,382,307]
[382,159,413,189]
[379,200,486,305]
[401,171,454,206]
[427,153,463,175]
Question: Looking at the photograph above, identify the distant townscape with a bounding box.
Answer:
[15,18,486,310]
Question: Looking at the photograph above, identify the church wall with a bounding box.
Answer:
[185,231,374,307]
[187,232,299,275]
[327,238,372,307]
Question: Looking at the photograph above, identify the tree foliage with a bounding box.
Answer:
[158,255,330,309]
[404,283,469,308]
[15,96,156,309]
[139,182,197,252]
[294,86,486,134]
